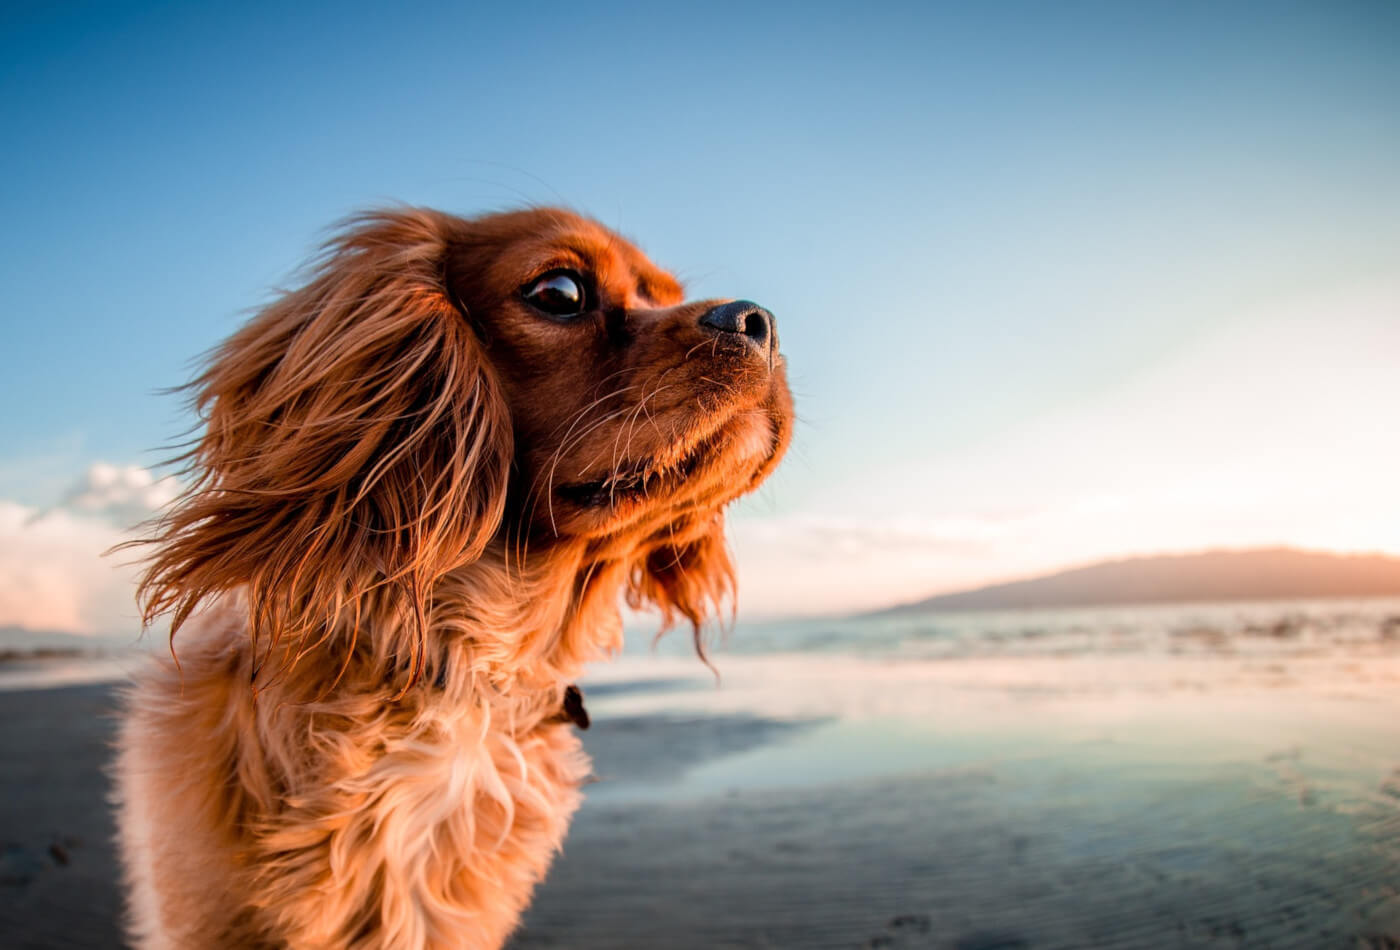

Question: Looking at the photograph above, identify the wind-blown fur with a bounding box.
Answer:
[114,207,792,949]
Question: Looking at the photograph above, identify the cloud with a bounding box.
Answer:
[0,500,142,634]
[1,462,179,634]
[727,513,1025,618]
[735,513,1013,556]
[39,462,181,529]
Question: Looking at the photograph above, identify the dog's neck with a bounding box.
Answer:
[430,538,630,689]
[227,536,636,724]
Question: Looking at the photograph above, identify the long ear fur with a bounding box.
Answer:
[625,514,736,657]
[136,209,511,681]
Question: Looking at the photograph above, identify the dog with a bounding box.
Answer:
[114,207,792,948]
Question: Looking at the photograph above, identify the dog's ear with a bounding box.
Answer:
[626,515,736,656]
[137,210,512,678]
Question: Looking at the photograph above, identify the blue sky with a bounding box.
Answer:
[2,0,1398,628]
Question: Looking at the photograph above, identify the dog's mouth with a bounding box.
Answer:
[556,406,783,511]
[557,438,712,509]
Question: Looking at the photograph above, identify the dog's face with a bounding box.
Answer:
[445,209,792,545]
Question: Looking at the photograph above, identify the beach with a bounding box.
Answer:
[0,683,124,949]
[514,651,1400,948]
[3,601,1400,948]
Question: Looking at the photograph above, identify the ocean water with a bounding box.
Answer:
[652,596,1400,660]
[0,627,149,692]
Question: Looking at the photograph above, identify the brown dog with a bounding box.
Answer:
[114,208,792,948]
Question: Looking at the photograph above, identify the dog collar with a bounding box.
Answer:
[552,684,590,730]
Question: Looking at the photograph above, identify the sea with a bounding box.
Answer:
[630,595,1400,661]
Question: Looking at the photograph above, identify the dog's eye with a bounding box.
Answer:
[522,271,589,318]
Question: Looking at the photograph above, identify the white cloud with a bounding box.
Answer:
[41,462,181,530]
[0,462,179,634]
[729,510,1052,618]
[0,500,142,634]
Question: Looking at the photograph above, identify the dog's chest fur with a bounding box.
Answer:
[116,605,593,950]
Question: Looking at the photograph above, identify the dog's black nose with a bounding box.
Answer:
[698,300,774,351]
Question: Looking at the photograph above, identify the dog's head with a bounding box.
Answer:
[444,209,790,541]
[139,208,792,666]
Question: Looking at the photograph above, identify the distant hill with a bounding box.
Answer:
[872,548,1400,616]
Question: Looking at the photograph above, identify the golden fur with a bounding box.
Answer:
[114,207,792,948]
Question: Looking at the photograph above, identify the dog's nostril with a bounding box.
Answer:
[698,300,774,350]
[740,309,771,347]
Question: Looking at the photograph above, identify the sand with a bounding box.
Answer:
[0,684,125,949]
[2,654,1399,949]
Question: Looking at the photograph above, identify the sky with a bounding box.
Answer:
[1,0,1397,631]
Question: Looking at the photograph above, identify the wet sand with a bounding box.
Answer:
[0,684,125,949]
[510,655,1400,948]
[2,653,1399,949]
[518,764,1398,948]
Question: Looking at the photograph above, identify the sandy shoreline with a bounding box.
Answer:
[2,654,1398,948]
[519,762,1398,949]
[0,684,125,949]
